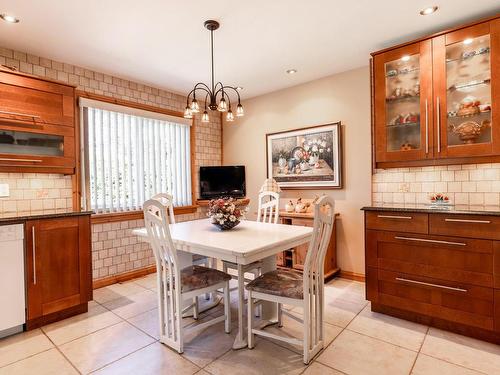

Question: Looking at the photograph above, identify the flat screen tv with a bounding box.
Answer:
[199,166,246,199]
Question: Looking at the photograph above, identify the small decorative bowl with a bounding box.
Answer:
[212,220,240,231]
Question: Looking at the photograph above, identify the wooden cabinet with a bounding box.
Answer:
[25,215,92,329]
[278,211,340,279]
[372,15,500,168]
[0,68,76,174]
[364,208,500,343]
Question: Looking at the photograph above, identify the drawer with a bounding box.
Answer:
[366,230,494,287]
[373,268,494,331]
[430,214,500,240]
[365,211,428,234]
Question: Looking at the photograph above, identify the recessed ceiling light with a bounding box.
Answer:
[286,69,297,74]
[401,55,411,62]
[419,6,438,16]
[236,86,243,91]
[463,38,473,45]
[0,13,20,23]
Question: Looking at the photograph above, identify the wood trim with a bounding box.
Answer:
[376,154,500,169]
[72,94,81,211]
[91,205,199,224]
[279,211,340,219]
[0,65,77,88]
[26,303,88,331]
[93,265,157,289]
[339,270,366,282]
[196,198,250,207]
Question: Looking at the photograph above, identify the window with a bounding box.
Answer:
[80,98,192,214]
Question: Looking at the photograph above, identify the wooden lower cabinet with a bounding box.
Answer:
[25,215,92,329]
[364,209,500,344]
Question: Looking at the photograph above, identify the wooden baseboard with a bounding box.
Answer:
[339,270,366,282]
[93,265,157,289]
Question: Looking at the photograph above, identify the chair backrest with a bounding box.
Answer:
[256,191,280,224]
[151,193,176,224]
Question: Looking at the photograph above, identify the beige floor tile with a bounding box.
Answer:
[93,281,147,304]
[93,342,199,375]
[127,308,161,340]
[58,321,155,374]
[317,330,417,375]
[302,362,344,375]
[42,301,122,345]
[411,354,483,375]
[205,338,306,375]
[0,329,53,367]
[420,328,500,374]
[325,278,366,304]
[0,348,77,375]
[102,289,157,319]
[195,370,211,375]
[347,304,427,351]
[312,297,367,328]
[133,273,158,290]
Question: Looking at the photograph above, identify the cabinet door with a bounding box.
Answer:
[26,217,91,320]
[291,218,313,270]
[374,40,434,163]
[433,20,500,158]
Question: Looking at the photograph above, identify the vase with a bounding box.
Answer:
[278,157,287,168]
[212,220,240,230]
[288,158,296,170]
[309,155,319,166]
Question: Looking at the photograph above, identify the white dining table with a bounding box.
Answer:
[133,218,313,349]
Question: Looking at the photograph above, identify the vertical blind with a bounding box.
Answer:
[82,104,192,213]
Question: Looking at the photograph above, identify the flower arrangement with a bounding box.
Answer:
[430,193,450,205]
[207,197,246,230]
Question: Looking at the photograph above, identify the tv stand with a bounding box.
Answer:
[196,197,250,207]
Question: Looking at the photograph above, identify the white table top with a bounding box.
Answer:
[133,218,313,265]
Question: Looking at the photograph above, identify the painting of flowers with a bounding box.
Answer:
[266,122,342,188]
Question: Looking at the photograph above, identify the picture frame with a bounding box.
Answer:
[266,122,342,189]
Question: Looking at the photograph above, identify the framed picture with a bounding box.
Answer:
[266,122,342,189]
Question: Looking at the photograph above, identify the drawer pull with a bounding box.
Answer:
[0,110,41,119]
[377,215,412,220]
[394,236,466,246]
[0,158,43,163]
[444,218,491,224]
[396,277,467,293]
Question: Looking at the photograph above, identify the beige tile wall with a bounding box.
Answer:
[373,163,500,206]
[0,46,222,281]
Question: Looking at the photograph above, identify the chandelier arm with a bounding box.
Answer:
[194,82,213,94]
[214,86,241,103]
[187,86,211,103]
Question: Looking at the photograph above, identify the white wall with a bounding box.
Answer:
[223,66,372,275]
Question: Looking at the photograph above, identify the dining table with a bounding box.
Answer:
[133,218,313,349]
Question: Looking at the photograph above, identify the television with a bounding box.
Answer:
[199,166,246,199]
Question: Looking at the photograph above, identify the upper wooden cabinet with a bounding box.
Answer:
[0,68,76,174]
[372,15,500,168]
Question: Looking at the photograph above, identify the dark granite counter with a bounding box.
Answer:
[361,203,500,216]
[0,209,93,224]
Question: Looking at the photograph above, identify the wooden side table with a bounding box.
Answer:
[277,211,340,279]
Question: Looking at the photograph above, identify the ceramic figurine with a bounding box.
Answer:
[285,200,294,213]
[283,165,289,174]
[295,165,302,174]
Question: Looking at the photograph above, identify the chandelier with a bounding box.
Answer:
[183,20,244,123]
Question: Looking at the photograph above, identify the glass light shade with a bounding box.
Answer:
[202,110,210,123]
[217,97,228,112]
[190,98,200,113]
[226,110,234,122]
[183,106,193,119]
[236,103,244,117]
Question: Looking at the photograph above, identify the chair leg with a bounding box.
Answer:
[247,290,254,349]
[277,303,283,327]
[224,281,231,334]
[237,264,245,344]
[193,296,199,320]
[303,300,310,365]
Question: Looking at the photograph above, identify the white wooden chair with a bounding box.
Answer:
[246,195,335,364]
[144,199,231,353]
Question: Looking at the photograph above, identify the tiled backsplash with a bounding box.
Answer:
[373,163,500,206]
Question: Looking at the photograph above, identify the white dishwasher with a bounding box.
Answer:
[0,224,26,338]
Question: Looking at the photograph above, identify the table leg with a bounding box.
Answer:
[233,264,247,349]
[258,255,278,329]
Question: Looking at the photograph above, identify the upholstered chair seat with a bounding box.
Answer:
[246,269,303,299]
[179,265,232,293]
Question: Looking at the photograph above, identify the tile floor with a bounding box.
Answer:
[1,275,499,374]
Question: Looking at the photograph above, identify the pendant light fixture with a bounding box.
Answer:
[184,20,244,123]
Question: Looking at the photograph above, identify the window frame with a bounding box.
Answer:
[75,91,197,223]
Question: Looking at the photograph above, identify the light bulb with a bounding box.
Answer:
[226,110,234,122]
[0,14,20,23]
[236,103,244,117]
[217,97,228,112]
[419,6,438,15]
[401,55,410,62]
[190,98,200,113]
[463,38,473,45]
[183,106,192,119]
[202,110,210,123]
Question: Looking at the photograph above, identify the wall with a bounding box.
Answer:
[223,67,372,276]
[0,46,222,281]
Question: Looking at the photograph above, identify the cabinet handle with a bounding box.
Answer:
[0,110,41,119]
[32,226,37,285]
[436,97,441,153]
[0,158,43,163]
[425,99,429,154]
[395,277,467,293]
[394,236,466,246]
[377,215,412,220]
[444,218,491,224]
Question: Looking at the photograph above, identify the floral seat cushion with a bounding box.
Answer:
[180,265,231,293]
[245,269,303,299]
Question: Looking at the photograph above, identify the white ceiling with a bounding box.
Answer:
[0,1,499,99]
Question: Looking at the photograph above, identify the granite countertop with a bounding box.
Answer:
[0,209,93,224]
[361,203,500,216]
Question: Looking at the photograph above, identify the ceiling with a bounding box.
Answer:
[1,1,499,99]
